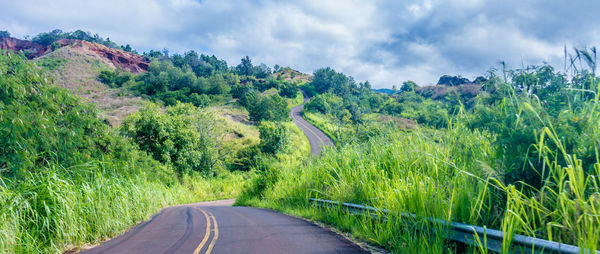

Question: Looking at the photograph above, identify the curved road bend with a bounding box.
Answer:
[83,199,368,254]
[289,90,334,156]
[84,94,350,254]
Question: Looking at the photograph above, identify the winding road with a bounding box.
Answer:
[290,90,334,155]
[82,95,362,253]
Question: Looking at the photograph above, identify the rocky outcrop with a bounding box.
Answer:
[0,37,48,58]
[63,39,148,73]
[0,37,148,73]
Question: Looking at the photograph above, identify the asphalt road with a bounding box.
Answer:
[83,95,351,254]
[83,200,368,254]
[289,90,334,156]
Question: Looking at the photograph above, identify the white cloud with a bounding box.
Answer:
[1,0,600,88]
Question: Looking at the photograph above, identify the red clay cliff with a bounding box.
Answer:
[0,37,148,73]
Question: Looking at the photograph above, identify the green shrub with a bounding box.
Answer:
[121,102,220,175]
[240,91,290,122]
[97,70,132,88]
[304,94,330,113]
[231,145,262,171]
[258,121,289,154]
[277,81,298,98]
[0,52,118,178]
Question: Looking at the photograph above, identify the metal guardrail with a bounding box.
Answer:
[309,198,598,254]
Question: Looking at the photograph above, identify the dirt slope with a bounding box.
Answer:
[1,37,148,73]
[0,37,48,58]
[274,67,312,83]
[35,45,144,126]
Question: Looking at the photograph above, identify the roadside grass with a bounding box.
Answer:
[0,161,249,253]
[240,115,600,252]
[207,105,260,149]
[283,121,311,159]
[302,111,386,144]
[301,112,341,142]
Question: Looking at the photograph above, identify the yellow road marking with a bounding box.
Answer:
[205,210,219,254]
[193,208,211,254]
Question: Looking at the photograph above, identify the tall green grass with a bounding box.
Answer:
[0,161,248,253]
[241,111,599,253]
[0,51,251,253]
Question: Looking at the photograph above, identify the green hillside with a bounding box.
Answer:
[1,28,599,253]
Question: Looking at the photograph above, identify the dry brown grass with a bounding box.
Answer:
[274,67,312,83]
[378,115,417,130]
[35,45,144,126]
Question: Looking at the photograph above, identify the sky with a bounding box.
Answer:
[1,0,599,88]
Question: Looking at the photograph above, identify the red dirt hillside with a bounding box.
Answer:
[56,39,148,73]
[0,37,148,73]
[0,37,48,58]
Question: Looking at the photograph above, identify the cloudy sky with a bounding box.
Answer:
[1,0,599,88]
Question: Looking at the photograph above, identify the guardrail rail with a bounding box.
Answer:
[309,198,598,254]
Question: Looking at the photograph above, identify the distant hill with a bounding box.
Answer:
[372,88,397,94]
[274,67,312,83]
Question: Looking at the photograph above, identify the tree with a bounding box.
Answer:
[254,63,271,78]
[258,121,289,154]
[242,91,289,122]
[32,29,65,46]
[278,81,298,98]
[122,44,133,52]
[237,56,254,76]
[121,103,220,174]
[310,67,350,95]
[401,80,417,92]
[0,30,10,38]
[304,94,330,113]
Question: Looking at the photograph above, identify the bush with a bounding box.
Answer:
[231,145,262,171]
[258,121,289,154]
[304,94,331,113]
[277,81,298,98]
[241,91,290,122]
[121,103,220,175]
[97,69,132,88]
[0,52,120,178]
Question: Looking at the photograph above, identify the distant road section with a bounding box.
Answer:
[290,90,334,155]
[83,199,368,254]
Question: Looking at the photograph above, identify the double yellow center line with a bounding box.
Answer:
[193,208,219,254]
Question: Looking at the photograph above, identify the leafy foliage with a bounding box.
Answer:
[236,56,271,78]
[258,121,290,155]
[239,91,290,123]
[0,52,122,178]
[121,103,220,175]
